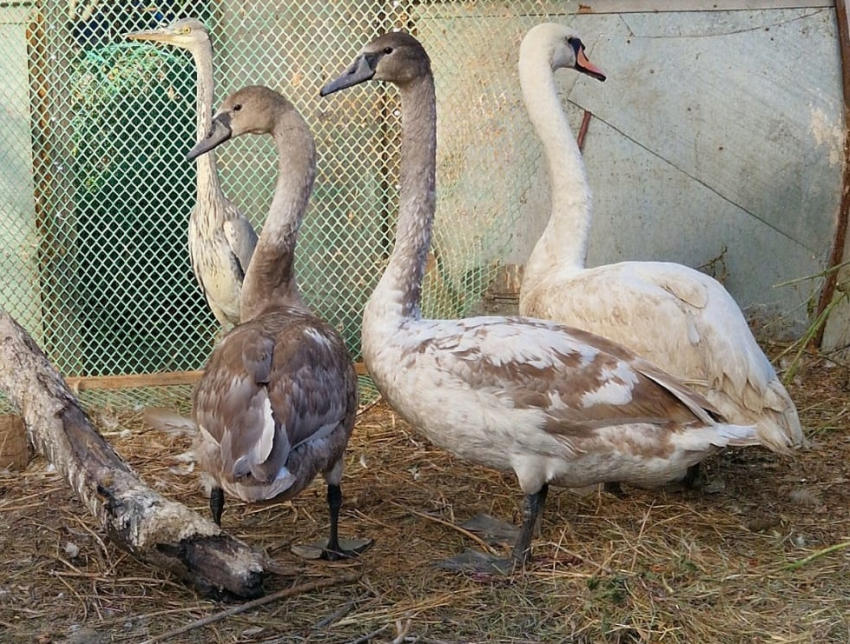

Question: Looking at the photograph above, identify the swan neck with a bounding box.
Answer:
[240,114,316,320]
[367,74,437,324]
[519,41,592,284]
[191,43,225,207]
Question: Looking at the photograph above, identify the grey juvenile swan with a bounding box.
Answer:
[126,18,258,328]
[321,32,761,572]
[518,23,803,456]
[186,85,364,559]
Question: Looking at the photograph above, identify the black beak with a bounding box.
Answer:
[320,53,378,97]
[187,112,233,160]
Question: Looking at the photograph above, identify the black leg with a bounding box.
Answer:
[681,463,701,488]
[210,486,225,526]
[324,483,344,560]
[511,484,549,567]
[290,482,370,561]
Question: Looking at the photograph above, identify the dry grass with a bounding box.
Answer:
[1,348,848,643]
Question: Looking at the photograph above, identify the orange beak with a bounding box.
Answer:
[577,47,606,82]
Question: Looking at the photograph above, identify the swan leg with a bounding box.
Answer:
[511,484,548,566]
[323,483,347,560]
[436,485,549,575]
[291,483,372,560]
[681,463,701,488]
[210,486,225,526]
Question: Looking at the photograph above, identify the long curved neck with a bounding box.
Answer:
[240,113,316,321]
[520,41,592,285]
[368,75,437,323]
[190,43,225,202]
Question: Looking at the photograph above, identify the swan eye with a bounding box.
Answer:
[383,46,393,55]
[567,37,583,56]
[233,104,242,112]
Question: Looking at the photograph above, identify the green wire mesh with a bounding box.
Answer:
[0,0,579,409]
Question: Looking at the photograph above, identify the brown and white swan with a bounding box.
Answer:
[517,23,803,456]
[185,85,364,559]
[320,31,761,572]
[126,18,258,329]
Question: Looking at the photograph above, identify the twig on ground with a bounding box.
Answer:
[357,394,384,417]
[139,572,361,644]
[784,541,850,571]
[391,502,499,555]
[345,623,390,644]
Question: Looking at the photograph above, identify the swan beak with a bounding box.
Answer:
[320,54,377,96]
[187,113,232,161]
[576,48,606,82]
[123,26,171,42]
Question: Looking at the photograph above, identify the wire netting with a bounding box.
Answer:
[0,0,579,408]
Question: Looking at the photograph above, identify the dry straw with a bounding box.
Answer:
[0,346,848,643]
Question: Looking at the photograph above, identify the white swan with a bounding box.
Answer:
[185,86,364,559]
[518,23,803,455]
[126,19,258,328]
[321,32,762,572]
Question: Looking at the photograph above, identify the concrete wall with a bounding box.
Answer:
[511,7,842,338]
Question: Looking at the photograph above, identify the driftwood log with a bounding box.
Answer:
[0,311,265,599]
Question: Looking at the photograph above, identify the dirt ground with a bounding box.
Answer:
[0,348,848,644]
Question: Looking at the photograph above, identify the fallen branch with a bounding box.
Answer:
[139,572,361,644]
[0,311,265,599]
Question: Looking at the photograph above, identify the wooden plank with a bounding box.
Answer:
[577,1,832,13]
[0,414,30,470]
[64,371,205,392]
[816,0,850,348]
[64,363,369,391]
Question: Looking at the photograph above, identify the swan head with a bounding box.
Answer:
[124,18,211,51]
[523,23,606,82]
[320,31,431,96]
[187,85,296,160]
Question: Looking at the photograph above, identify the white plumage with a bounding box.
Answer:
[517,23,803,454]
[321,31,765,571]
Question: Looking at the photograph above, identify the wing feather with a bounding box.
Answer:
[193,310,356,487]
[223,199,258,278]
[404,316,715,436]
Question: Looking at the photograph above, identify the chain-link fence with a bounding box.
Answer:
[1,0,579,408]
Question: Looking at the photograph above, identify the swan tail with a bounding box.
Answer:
[713,423,761,448]
[677,423,760,452]
[753,380,806,454]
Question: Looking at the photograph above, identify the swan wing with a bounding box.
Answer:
[193,312,356,488]
[404,316,715,433]
[223,198,258,278]
[524,262,802,449]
